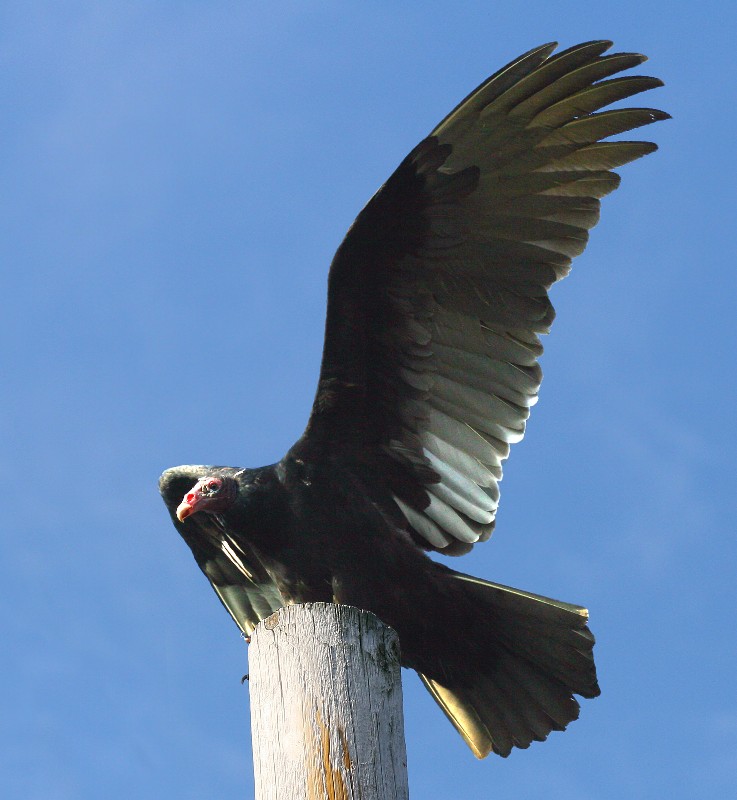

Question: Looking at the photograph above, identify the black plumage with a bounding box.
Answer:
[160,41,666,758]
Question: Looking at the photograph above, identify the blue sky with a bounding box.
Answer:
[2,2,735,798]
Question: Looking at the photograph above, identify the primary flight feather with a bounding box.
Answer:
[160,40,666,758]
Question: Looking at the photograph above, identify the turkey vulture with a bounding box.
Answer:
[160,41,666,758]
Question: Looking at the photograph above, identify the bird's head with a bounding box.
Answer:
[176,474,239,521]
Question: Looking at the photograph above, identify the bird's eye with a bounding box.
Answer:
[206,480,220,492]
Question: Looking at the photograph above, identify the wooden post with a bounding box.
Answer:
[248,603,409,800]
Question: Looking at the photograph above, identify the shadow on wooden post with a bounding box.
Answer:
[248,603,409,800]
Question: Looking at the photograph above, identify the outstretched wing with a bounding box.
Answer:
[296,41,667,554]
[159,466,283,635]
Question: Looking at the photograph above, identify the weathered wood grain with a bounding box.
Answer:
[248,603,409,800]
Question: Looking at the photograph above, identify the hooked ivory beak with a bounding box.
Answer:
[176,501,195,522]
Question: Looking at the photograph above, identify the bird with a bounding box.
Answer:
[160,40,667,759]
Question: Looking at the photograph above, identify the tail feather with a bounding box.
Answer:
[497,632,598,692]
[495,658,567,738]
[505,614,596,648]
[501,656,579,730]
[420,567,600,758]
[420,674,499,758]
[485,667,544,750]
[453,571,593,627]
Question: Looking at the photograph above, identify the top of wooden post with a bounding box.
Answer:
[248,603,409,800]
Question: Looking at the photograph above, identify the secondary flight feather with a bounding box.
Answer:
[160,41,666,758]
